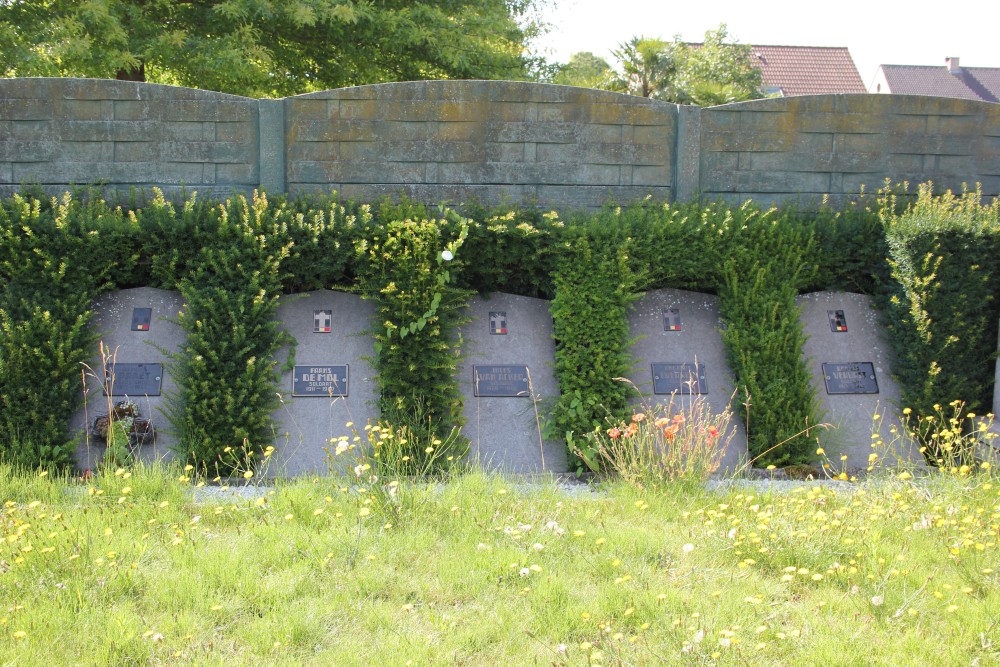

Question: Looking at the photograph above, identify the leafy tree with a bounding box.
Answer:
[609,37,678,99]
[603,24,761,104]
[0,0,544,97]
[551,51,613,89]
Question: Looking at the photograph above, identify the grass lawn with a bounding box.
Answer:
[2,463,999,665]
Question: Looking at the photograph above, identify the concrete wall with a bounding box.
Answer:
[0,78,260,199]
[2,78,998,209]
[700,95,1000,207]
[285,81,675,209]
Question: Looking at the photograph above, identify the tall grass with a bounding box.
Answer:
[2,464,999,665]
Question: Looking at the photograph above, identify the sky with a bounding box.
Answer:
[530,0,999,90]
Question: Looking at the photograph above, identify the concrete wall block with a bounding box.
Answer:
[337,99,378,120]
[484,143,525,162]
[215,163,257,184]
[632,164,673,186]
[535,103,576,122]
[376,140,485,163]
[0,162,11,183]
[214,122,254,143]
[60,99,109,121]
[59,141,115,162]
[0,99,53,121]
[287,161,337,184]
[161,100,255,122]
[537,184,672,209]
[733,109,793,132]
[490,122,580,144]
[0,140,56,162]
[735,170,832,193]
[154,162,211,184]
[799,113,885,135]
[289,119,377,142]
[61,120,159,142]
[287,142,340,162]
[702,130,794,152]
[113,100,154,121]
[335,162,427,184]
[58,79,145,101]
[375,120,431,141]
[161,140,253,163]
[701,109,742,131]
[489,103,529,122]
[288,99,331,120]
[13,161,112,183]
[437,163,488,183]
[437,121,481,142]
[884,133,977,155]
[111,141,161,162]
[161,121,212,142]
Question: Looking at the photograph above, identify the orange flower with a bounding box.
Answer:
[663,425,677,441]
[632,413,646,423]
[607,427,622,440]
[625,423,638,437]
[672,414,685,425]
[707,426,719,438]
[654,417,670,427]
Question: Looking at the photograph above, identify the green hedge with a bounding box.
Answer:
[3,184,998,472]
[884,185,1000,432]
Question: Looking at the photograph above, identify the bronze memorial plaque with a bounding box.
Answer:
[651,362,706,395]
[473,364,529,397]
[293,365,348,397]
[822,362,878,394]
[103,362,162,396]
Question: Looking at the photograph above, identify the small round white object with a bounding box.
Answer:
[441,250,454,261]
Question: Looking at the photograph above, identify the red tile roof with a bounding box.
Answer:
[750,45,866,96]
[878,64,1000,102]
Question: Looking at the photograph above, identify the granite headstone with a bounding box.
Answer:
[458,293,566,473]
[797,291,922,469]
[627,289,748,471]
[71,288,185,469]
[270,291,378,477]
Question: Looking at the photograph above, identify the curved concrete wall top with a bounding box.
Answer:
[700,94,1000,206]
[1,79,997,209]
[284,80,676,209]
[0,78,260,199]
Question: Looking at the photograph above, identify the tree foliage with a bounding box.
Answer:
[550,51,613,89]
[602,24,762,104]
[0,0,544,97]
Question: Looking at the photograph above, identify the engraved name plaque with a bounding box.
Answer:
[822,362,878,394]
[293,365,349,397]
[104,362,162,396]
[473,364,529,397]
[651,362,707,395]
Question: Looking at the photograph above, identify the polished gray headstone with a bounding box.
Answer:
[627,288,748,472]
[458,293,566,473]
[71,287,185,470]
[798,291,922,469]
[270,290,378,477]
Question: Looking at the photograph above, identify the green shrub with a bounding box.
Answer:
[550,235,638,468]
[716,203,821,465]
[0,192,138,467]
[146,193,291,473]
[355,212,473,467]
[884,184,1000,451]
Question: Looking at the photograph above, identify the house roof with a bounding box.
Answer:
[878,63,1000,102]
[749,45,866,96]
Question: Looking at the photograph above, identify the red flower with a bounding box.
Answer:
[707,426,719,438]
